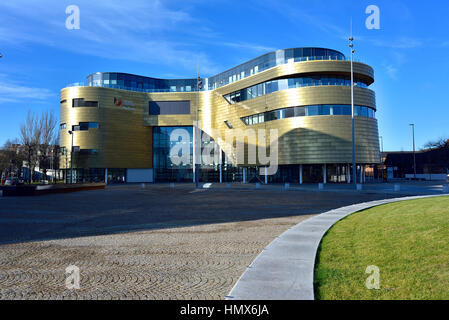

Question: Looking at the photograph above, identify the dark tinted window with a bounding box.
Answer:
[73,98,98,108]
[149,101,191,115]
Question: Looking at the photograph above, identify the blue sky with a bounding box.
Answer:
[0,0,448,151]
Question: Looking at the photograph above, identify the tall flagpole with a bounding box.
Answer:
[349,19,357,188]
[194,63,201,188]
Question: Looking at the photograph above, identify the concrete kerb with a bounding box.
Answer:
[226,194,449,300]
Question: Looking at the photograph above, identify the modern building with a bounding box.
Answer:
[59,47,380,184]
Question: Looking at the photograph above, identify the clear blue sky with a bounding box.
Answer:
[1,0,448,151]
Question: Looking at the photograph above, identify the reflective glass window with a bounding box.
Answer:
[307,106,319,116]
[320,105,331,115]
[295,107,306,117]
[285,108,294,118]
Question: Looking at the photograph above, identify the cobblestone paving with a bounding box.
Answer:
[0,184,402,299]
[0,216,311,299]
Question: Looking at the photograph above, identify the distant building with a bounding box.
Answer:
[383,141,449,180]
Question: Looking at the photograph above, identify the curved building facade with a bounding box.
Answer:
[60,47,380,184]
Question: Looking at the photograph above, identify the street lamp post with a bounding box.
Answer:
[68,130,74,184]
[380,136,384,182]
[349,23,357,188]
[410,124,417,179]
[194,69,203,189]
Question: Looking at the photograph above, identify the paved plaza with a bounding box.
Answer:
[0,182,445,299]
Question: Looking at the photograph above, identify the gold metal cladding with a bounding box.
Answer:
[214,60,374,95]
[60,86,153,169]
[60,59,380,169]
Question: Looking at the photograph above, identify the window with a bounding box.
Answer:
[295,107,306,117]
[320,105,331,115]
[79,149,98,155]
[60,123,66,130]
[149,101,191,115]
[307,106,319,116]
[72,122,98,131]
[224,120,233,129]
[241,105,375,126]
[60,147,66,155]
[80,122,89,130]
[153,126,193,170]
[222,75,370,105]
[73,98,98,108]
[285,108,294,118]
[233,92,241,103]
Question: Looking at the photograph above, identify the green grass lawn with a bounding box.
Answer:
[314,196,449,300]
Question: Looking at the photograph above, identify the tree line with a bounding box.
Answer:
[0,110,60,183]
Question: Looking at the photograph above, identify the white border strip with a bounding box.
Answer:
[226,194,448,300]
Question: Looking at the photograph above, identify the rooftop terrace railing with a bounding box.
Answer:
[66,55,366,93]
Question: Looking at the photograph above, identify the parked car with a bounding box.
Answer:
[3,177,24,186]
[4,177,16,185]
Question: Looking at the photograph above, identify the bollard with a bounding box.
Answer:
[443,185,449,193]
[394,184,401,192]
[169,182,175,189]
[226,183,231,189]
[318,183,324,190]
[285,183,290,190]
[256,183,261,189]
[141,183,145,189]
[356,184,363,191]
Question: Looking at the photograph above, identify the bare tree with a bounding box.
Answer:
[50,131,61,183]
[20,111,42,183]
[423,137,449,150]
[0,143,9,180]
[38,110,58,181]
[0,139,25,182]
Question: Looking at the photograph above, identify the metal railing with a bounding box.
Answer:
[66,56,366,93]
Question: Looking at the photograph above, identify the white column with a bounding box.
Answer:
[299,164,303,184]
[219,149,223,183]
[323,164,327,184]
[360,165,363,184]
[264,167,268,184]
[105,168,108,184]
[243,168,247,184]
[363,165,366,183]
[347,164,351,184]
